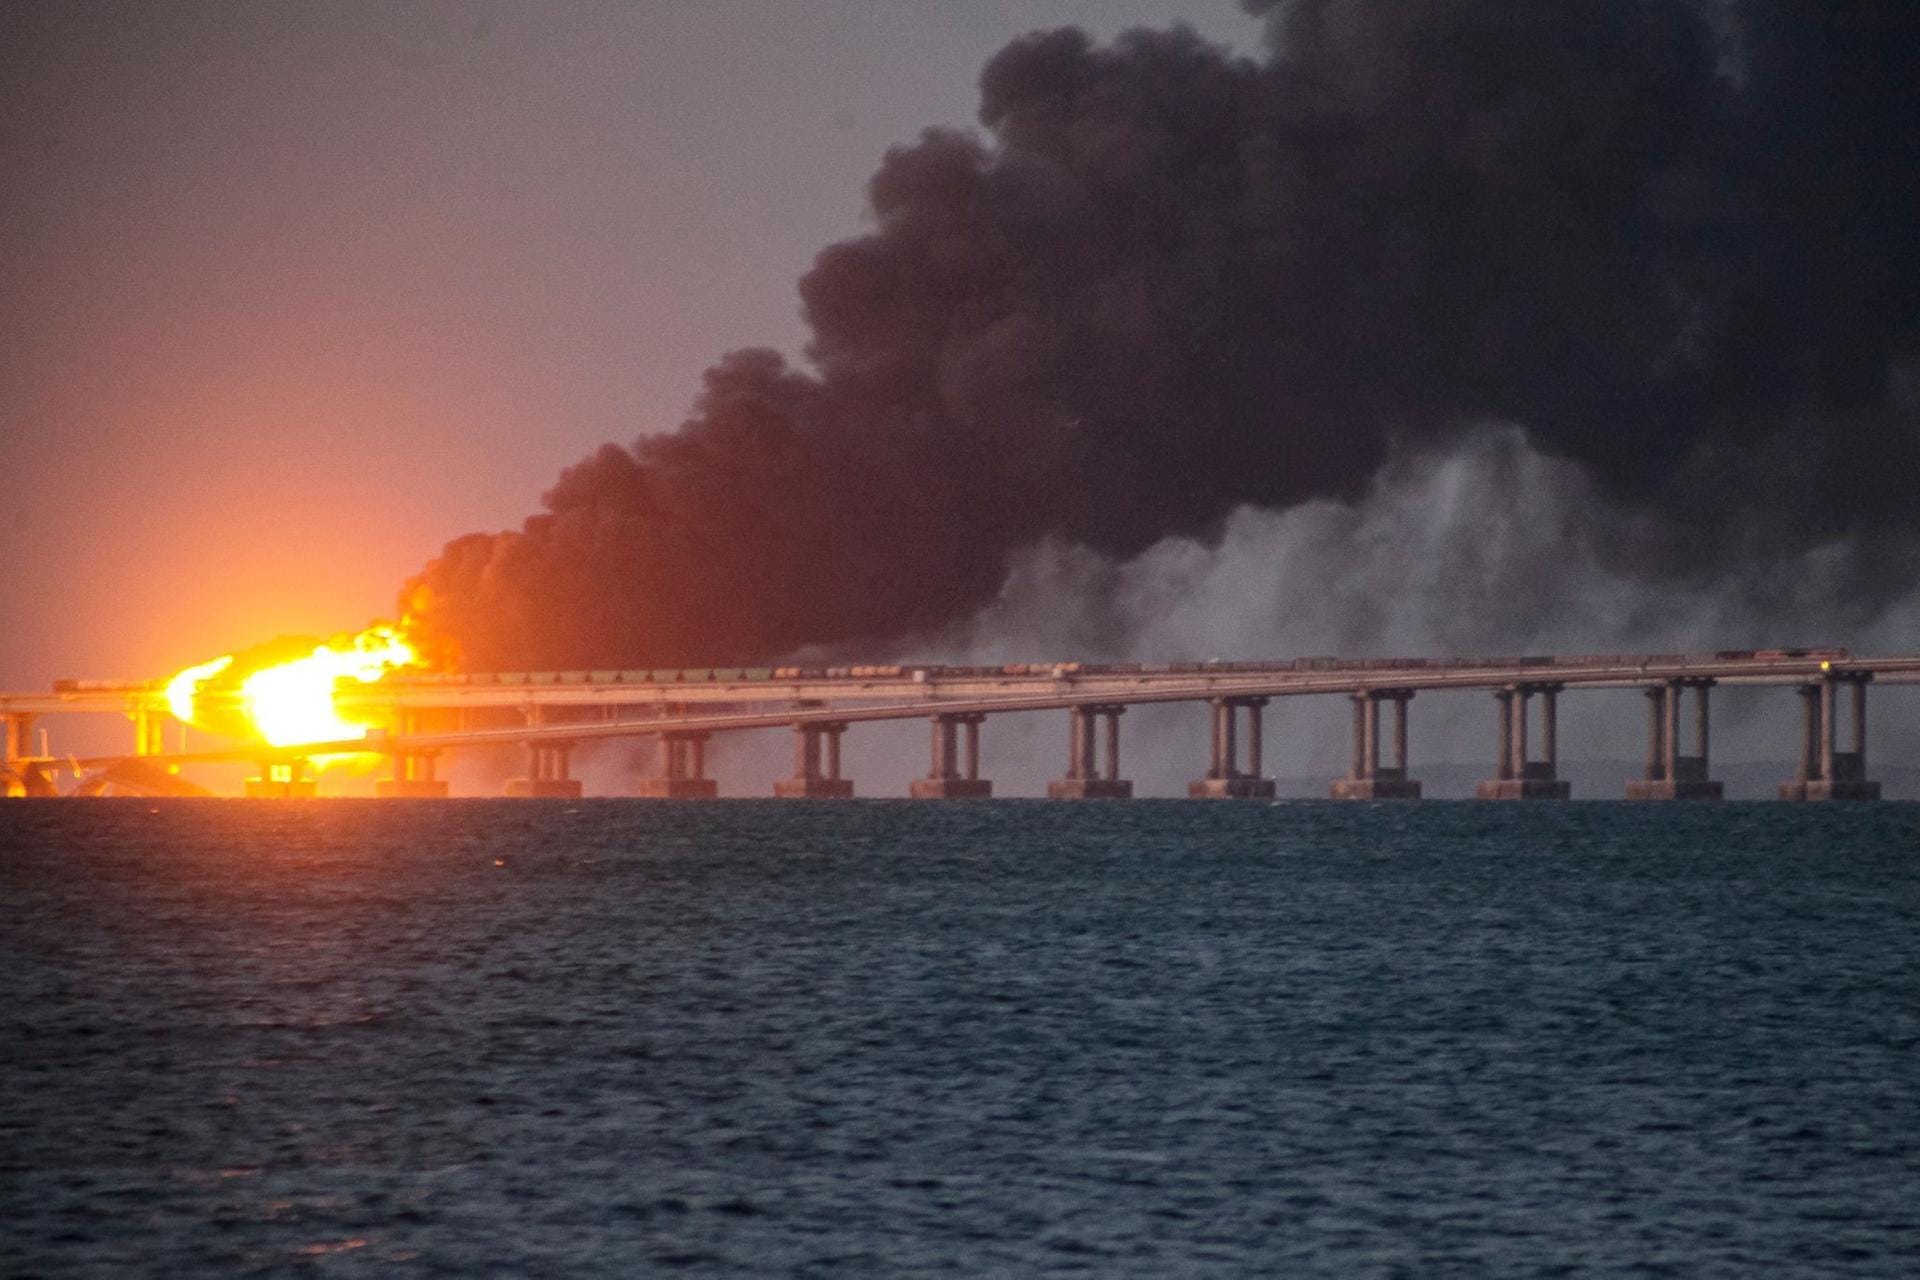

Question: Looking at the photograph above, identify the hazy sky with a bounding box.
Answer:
[0,0,1256,689]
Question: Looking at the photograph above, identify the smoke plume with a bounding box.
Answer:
[404,1,1920,670]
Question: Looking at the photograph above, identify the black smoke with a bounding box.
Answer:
[405,1,1920,670]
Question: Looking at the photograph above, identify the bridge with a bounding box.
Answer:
[4,649,1917,801]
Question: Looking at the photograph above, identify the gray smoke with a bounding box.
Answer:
[404,2,1920,670]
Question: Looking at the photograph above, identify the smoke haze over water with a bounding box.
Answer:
[404,1,1920,671]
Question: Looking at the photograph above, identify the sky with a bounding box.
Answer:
[0,0,1256,691]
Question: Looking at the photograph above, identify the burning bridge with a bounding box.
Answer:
[5,649,1918,801]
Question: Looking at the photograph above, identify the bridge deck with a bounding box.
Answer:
[9,651,1920,768]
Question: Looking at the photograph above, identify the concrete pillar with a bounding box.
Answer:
[1644,688,1666,780]
[795,725,820,779]
[1245,701,1263,779]
[1797,685,1819,782]
[1541,688,1558,776]
[1661,682,1680,783]
[1695,683,1711,770]
[778,721,853,797]
[1511,688,1529,779]
[915,714,990,798]
[378,747,447,797]
[1334,690,1420,799]
[1192,698,1273,799]
[638,731,714,798]
[5,715,44,798]
[1479,685,1569,800]
[1495,691,1513,781]
[1221,700,1238,779]
[1852,677,1868,762]
[1073,708,1096,780]
[1820,679,1836,783]
[1052,705,1130,799]
[1349,694,1367,782]
[246,757,316,798]
[1783,676,1880,800]
[4,713,35,763]
[133,707,167,757]
[1392,695,1409,774]
[1363,696,1379,779]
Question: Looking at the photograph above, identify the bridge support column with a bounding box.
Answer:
[912,713,990,798]
[508,739,583,798]
[3,713,44,798]
[1050,705,1132,799]
[246,758,316,798]
[777,721,853,797]
[1333,689,1421,799]
[1628,680,1722,799]
[1190,697,1275,798]
[638,730,717,798]
[1477,684,1570,799]
[377,710,449,797]
[1780,674,1880,800]
[132,705,169,757]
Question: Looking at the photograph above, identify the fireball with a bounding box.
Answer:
[165,621,422,751]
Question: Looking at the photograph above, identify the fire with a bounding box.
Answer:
[165,621,422,751]
[166,654,234,723]
[240,624,419,747]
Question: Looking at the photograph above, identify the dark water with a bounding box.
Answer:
[3,800,1917,1277]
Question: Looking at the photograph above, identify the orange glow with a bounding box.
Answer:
[165,654,234,723]
[166,620,422,754]
[240,624,418,747]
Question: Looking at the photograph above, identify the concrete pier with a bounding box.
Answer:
[776,721,853,797]
[1477,685,1570,799]
[1780,674,1880,800]
[637,730,717,798]
[1049,705,1131,799]
[1627,680,1722,799]
[912,712,990,798]
[3,713,43,797]
[378,711,449,797]
[508,739,583,798]
[133,707,168,758]
[246,759,316,799]
[1190,696,1275,798]
[1332,689,1421,799]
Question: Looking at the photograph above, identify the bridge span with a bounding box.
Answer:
[5,649,1917,800]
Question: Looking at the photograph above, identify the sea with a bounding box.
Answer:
[2,799,1916,1277]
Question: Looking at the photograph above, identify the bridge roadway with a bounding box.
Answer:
[11,649,1920,721]
[6,649,1917,798]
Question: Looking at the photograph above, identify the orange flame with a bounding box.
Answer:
[166,621,422,752]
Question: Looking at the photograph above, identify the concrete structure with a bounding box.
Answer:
[1332,689,1421,799]
[1190,696,1274,799]
[2,713,46,797]
[246,759,316,799]
[637,730,717,798]
[506,740,582,798]
[912,712,990,798]
[1627,680,1722,799]
[376,711,449,797]
[1477,684,1570,799]
[8,648,1917,799]
[776,721,852,797]
[1048,705,1131,799]
[1780,674,1881,800]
